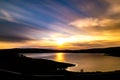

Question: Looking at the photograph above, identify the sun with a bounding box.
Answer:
[56,40,64,45]
[55,38,66,45]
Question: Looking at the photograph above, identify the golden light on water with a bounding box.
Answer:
[55,53,64,62]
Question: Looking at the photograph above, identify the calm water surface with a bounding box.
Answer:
[24,53,120,72]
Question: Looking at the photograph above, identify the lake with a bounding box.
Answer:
[23,53,120,72]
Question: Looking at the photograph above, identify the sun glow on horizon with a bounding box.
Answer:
[55,38,67,45]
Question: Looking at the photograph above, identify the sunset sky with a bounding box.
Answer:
[0,0,120,50]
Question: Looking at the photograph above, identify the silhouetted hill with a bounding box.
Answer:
[0,46,120,56]
[104,47,120,56]
[70,46,120,57]
[0,52,75,75]
[0,48,59,53]
[65,46,120,56]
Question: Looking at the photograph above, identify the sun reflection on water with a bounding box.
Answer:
[55,52,64,62]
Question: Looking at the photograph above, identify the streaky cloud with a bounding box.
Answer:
[0,0,120,49]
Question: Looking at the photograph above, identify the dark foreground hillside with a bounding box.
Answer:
[0,69,120,80]
[0,48,120,80]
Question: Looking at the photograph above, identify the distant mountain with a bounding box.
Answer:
[0,46,120,57]
[0,48,59,53]
[64,46,120,56]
